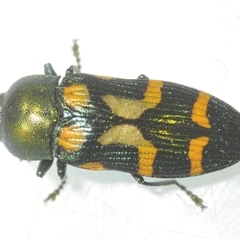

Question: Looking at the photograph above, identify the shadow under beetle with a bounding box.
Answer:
[2,54,240,209]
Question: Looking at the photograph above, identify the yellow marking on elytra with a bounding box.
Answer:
[188,136,209,176]
[143,80,163,105]
[63,84,90,109]
[95,75,113,81]
[58,124,86,152]
[79,162,105,170]
[101,80,163,119]
[98,124,158,176]
[192,91,211,128]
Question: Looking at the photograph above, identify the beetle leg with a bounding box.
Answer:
[137,74,149,80]
[36,159,54,178]
[44,63,57,76]
[131,174,207,210]
[57,159,67,179]
[65,65,80,76]
[38,160,67,203]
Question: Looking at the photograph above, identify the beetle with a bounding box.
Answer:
[1,61,240,209]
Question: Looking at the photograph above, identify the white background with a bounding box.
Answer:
[0,0,240,239]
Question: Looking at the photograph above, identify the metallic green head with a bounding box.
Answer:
[0,75,60,160]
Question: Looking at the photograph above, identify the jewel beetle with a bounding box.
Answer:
[1,61,240,209]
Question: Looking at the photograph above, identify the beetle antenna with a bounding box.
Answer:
[72,39,81,72]
[44,176,67,203]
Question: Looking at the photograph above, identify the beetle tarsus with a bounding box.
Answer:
[175,181,207,210]
[131,174,206,210]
